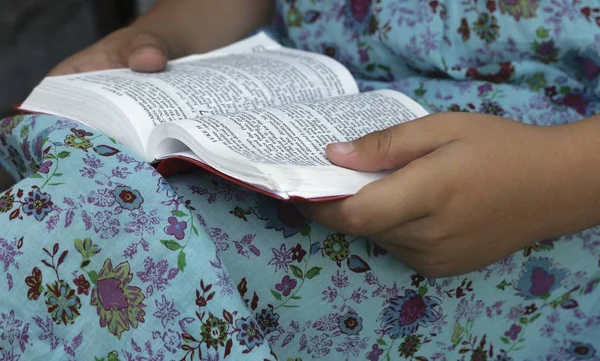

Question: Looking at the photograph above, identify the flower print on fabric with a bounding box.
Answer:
[268,244,293,272]
[343,0,375,35]
[323,233,350,263]
[255,306,280,335]
[113,186,143,211]
[153,295,181,328]
[378,289,442,339]
[566,342,597,360]
[235,317,264,350]
[135,256,179,296]
[165,216,187,240]
[275,275,297,297]
[44,281,81,325]
[21,187,53,221]
[64,134,92,151]
[90,259,146,338]
[0,115,23,135]
[338,312,363,335]
[74,238,100,260]
[200,314,229,350]
[24,267,43,301]
[0,192,14,214]
[514,257,568,299]
[498,0,539,21]
[4,2,600,359]
[473,13,500,44]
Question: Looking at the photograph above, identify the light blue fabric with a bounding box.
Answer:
[1,1,600,360]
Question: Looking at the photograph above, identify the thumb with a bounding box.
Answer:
[326,115,458,172]
[124,32,169,73]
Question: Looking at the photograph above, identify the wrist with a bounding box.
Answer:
[129,0,273,60]
[539,118,600,237]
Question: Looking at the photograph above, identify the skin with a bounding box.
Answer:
[50,0,600,278]
[299,113,600,278]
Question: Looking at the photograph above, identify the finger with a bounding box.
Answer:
[366,240,427,275]
[49,52,125,76]
[123,33,169,72]
[326,113,461,172]
[298,152,447,236]
[48,54,100,76]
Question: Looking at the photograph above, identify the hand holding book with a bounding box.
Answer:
[299,112,589,277]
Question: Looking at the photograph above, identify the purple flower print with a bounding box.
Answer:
[504,324,522,341]
[332,270,350,288]
[367,344,384,361]
[87,188,117,208]
[350,288,368,303]
[358,48,370,63]
[313,313,339,332]
[90,260,146,338]
[111,166,131,179]
[126,208,161,237]
[322,286,338,303]
[342,0,374,35]
[267,244,293,272]
[164,217,187,240]
[0,238,22,274]
[0,310,22,345]
[477,83,493,96]
[515,258,568,299]
[336,335,368,357]
[82,153,103,169]
[506,305,525,322]
[275,275,297,297]
[37,161,52,174]
[93,210,120,239]
[32,316,60,351]
[153,295,181,328]
[136,257,179,297]
[378,289,442,339]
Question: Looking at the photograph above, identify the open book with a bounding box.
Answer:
[21,32,428,201]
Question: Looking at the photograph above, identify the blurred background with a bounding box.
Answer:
[0,0,156,189]
[0,0,156,118]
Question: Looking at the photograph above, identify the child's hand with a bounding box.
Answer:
[49,26,169,76]
[48,0,273,77]
[299,112,600,277]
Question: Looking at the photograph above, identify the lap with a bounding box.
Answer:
[1,114,598,360]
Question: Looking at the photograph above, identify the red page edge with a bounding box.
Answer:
[156,156,349,203]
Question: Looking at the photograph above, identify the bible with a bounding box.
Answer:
[20,32,428,201]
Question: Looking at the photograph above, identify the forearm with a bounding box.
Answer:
[131,0,274,58]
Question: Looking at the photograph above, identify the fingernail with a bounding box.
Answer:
[329,142,355,155]
[133,46,161,56]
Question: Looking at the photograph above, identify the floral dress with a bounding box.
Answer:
[1,1,600,360]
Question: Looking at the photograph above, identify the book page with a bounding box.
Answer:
[172,90,426,165]
[148,90,428,196]
[24,33,358,152]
